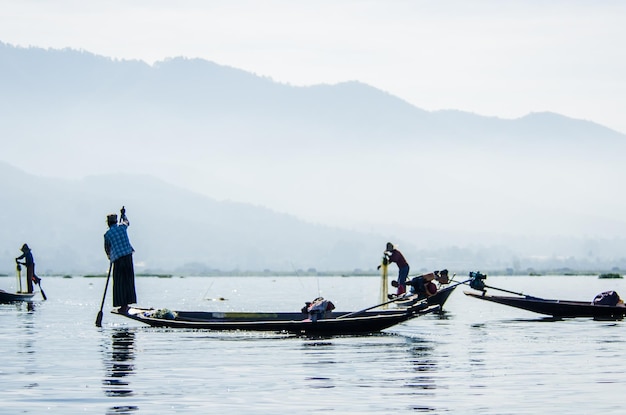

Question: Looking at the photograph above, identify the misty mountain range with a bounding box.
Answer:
[0,161,385,274]
[1,41,626,275]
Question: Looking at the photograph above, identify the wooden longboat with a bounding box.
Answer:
[464,290,626,319]
[0,290,36,303]
[111,302,441,335]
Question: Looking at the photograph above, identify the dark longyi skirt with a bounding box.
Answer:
[112,254,137,307]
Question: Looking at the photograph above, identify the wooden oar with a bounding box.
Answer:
[337,294,412,320]
[444,277,470,289]
[483,284,543,300]
[466,271,544,300]
[36,279,47,300]
[95,263,113,327]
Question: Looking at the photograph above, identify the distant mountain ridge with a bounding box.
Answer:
[1,41,626,274]
[2,41,622,170]
[0,161,387,273]
[2,41,621,144]
[2,161,625,275]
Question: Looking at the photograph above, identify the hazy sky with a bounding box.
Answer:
[2,0,626,134]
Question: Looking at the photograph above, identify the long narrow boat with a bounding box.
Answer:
[112,302,440,335]
[464,290,626,319]
[0,290,36,303]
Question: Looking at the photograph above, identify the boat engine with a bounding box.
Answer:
[469,271,487,291]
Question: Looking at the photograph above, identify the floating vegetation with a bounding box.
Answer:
[598,273,623,279]
[83,273,173,278]
[137,273,173,278]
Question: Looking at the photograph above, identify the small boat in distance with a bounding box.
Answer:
[598,273,623,279]
[1,264,38,303]
[463,271,626,319]
[112,301,440,335]
[0,290,35,304]
[464,290,626,319]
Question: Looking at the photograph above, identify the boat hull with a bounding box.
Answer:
[112,303,440,335]
[464,291,626,319]
[0,291,35,303]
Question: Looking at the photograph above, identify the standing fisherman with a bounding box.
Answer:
[104,206,137,314]
[378,242,410,296]
[15,243,40,293]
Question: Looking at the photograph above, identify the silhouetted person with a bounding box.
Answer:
[378,242,410,296]
[104,207,137,314]
[15,243,40,293]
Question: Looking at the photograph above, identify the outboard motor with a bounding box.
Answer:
[469,271,487,291]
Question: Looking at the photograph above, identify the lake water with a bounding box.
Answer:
[1,274,626,414]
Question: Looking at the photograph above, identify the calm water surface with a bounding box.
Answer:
[1,275,625,414]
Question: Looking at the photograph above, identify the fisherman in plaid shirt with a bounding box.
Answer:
[104,206,137,313]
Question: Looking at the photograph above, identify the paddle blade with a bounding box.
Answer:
[38,282,47,300]
[95,311,103,327]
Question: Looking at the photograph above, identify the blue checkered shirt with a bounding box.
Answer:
[104,223,134,262]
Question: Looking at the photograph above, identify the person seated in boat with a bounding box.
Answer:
[395,269,449,300]
[377,242,410,296]
[301,297,335,322]
[15,243,40,293]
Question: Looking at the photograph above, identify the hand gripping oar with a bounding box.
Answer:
[95,263,113,327]
[337,294,411,320]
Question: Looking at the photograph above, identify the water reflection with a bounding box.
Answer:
[102,328,138,413]
[301,339,337,389]
[16,302,38,384]
[5,300,37,312]
[106,405,139,415]
[406,337,436,386]
[403,336,438,412]
[468,322,489,366]
[434,310,452,320]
